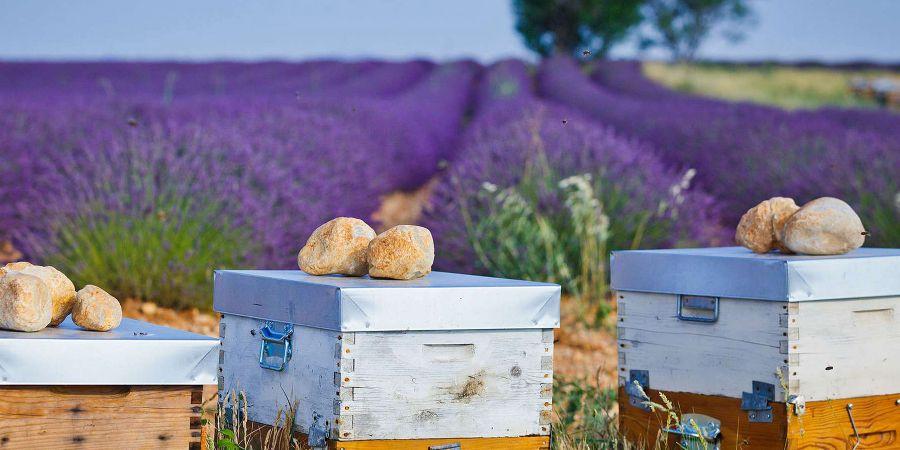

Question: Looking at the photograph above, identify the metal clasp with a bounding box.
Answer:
[258,321,294,371]
[741,381,774,423]
[625,370,651,411]
[677,295,719,323]
[663,413,721,450]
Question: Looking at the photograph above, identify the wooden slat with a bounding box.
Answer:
[787,393,900,449]
[0,385,197,449]
[330,435,550,450]
[247,421,548,450]
[618,386,788,449]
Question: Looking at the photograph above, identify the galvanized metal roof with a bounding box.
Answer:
[611,246,900,301]
[214,270,561,331]
[0,318,218,385]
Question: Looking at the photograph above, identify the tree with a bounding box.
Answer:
[513,0,645,59]
[641,0,754,61]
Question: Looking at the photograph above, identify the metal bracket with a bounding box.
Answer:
[787,394,806,416]
[741,381,774,423]
[429,444,462,450]
[677,295,719,323]
[308,412,328,448]
[258,321,294,371]
[625,370,651,411]
[663,413,721,450]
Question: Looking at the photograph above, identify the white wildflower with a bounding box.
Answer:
[481,181,498,193]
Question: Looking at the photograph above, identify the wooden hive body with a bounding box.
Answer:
[611,247,900,449]
[0,318,219,449]
[214,270,560,449]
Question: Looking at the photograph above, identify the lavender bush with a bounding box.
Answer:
[540,56,899,246]
[424,61,725,306]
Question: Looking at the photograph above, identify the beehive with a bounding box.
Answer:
[611,247,900,449]
[214,270,560,449]
[0,318,218,449]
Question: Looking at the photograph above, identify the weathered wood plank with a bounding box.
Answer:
[617,292,787,400]
[337,329,551,440]
[618,386,788,449]
[787,393,900,449]
[0,385,198,449]
[793,297,900,401]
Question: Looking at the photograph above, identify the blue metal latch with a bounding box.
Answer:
[258,321,294,371]
[625,369,651,411]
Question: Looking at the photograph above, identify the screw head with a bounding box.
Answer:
[896,399,900,406]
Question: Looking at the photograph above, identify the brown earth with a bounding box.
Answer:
[0,240,22,264]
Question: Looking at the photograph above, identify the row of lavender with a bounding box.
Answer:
[538,57,899,246]
[0,61,477,305]
[423,60,725,276]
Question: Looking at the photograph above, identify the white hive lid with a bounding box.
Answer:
[214,270,561,332]
[611,246,900,302]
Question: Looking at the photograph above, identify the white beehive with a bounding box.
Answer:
[214,270,560,446]
[612,246,900,405]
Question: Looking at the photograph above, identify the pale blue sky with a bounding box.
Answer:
[1,0,897,62]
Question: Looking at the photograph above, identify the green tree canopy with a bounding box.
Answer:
[513,0,645,59]
[641,0,754,61]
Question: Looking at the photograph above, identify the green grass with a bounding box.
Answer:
[44,193,255,309]
[644,62,899,110]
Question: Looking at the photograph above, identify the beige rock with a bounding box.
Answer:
[367,225,434,280]
[72,285,122,332]
[298,217,376,276]
[735,197,800,253]
[0,272,52,332]
[782,197,866,255]
[1,262,76,326]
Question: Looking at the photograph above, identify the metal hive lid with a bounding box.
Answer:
[611,246,900,302]
[213,270,561,331]
[0,318,218,385]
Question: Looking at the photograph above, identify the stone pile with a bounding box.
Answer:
[736,197,866,255]
[298,217,434,280]
[0,262,122,332]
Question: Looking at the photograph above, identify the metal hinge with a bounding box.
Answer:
[258,321,294,371]
[787,394,806,416]
[625,370,650,411]
[740,381,774,423]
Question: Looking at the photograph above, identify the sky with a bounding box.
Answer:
[1,0,897,63]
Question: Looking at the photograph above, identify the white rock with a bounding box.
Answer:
[72,285,122,332]
[782,197,866,255]
[367,225,434,280]
[0,272,52,332]
[1,262,76,326]
[298,217,376,276]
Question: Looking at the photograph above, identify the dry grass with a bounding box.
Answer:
[644,61,899,110]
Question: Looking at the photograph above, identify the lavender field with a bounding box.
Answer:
[1,58,897,307]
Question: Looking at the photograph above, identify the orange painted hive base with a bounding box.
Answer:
[619,386,900,449]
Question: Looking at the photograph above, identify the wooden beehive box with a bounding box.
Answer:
[214,270,560,449]
[611,247,900,449]
[0,318,219,449]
